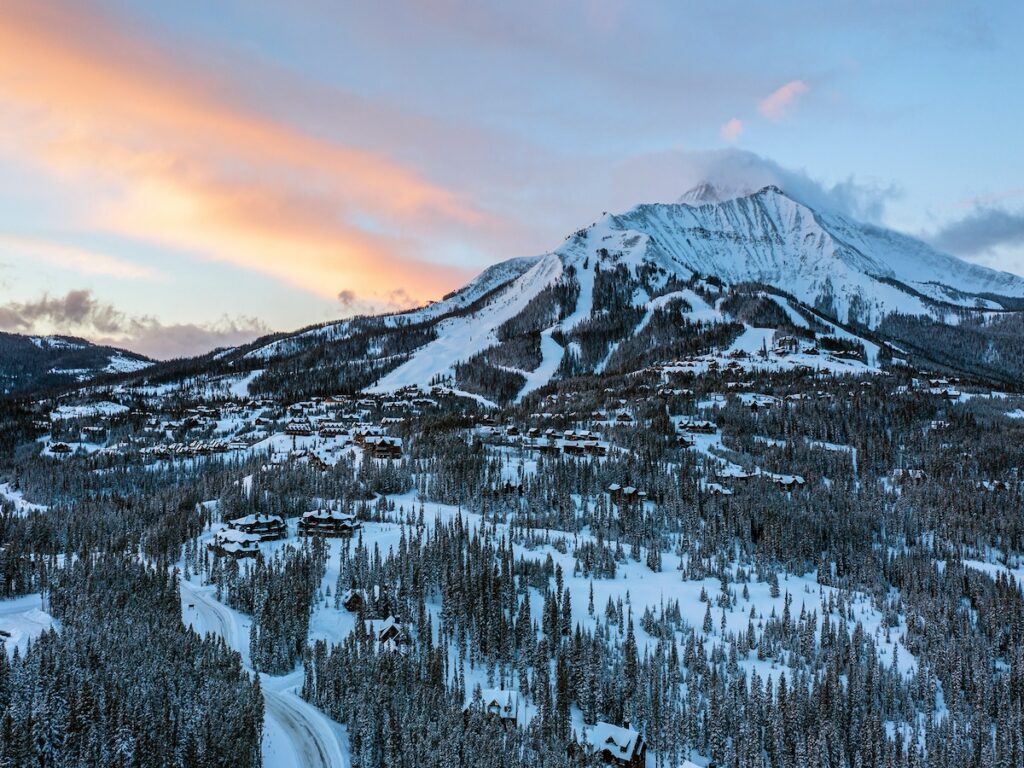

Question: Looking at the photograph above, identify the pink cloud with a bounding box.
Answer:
[0,0,484,304]
[758,80,809,120]
[720,118,744,142]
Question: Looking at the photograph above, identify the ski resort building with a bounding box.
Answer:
[363,435,402,459]
[284,419,314,436]
[298,509,361,537]
[208,528,261,559]
[227,513,286,541]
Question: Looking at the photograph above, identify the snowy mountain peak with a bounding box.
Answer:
[678,181,756,206]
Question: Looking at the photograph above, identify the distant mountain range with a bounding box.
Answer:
[13,183,1024,401]
[0,333,150,396]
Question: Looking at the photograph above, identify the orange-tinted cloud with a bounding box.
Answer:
[0,0,483,301]
[758,80,809,120]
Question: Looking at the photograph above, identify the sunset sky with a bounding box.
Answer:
[2,0,1023,358]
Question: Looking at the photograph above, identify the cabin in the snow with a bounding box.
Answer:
[607,484,646,507]
[364,615,410,650]
[341,588,367,613]
[298,509,361,537]
[284,419,314,436]
[464,688,521,727]
[363,435,402,459]
[574,721,646,768]
[208,528,261,559]
[227,513,286,541]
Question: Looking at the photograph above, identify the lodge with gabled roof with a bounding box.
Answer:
[298,509,361,537]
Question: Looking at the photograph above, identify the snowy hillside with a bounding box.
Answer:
[361,184,1024,400]
[0,332,152,394]
[86,184,1024,404]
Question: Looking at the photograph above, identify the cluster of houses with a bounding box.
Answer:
[524,432,611,458]
[460,688,645,768]
[607,484,647,507]
[208,513,287,558]
[140,439,239,459]
[207,507,365,557]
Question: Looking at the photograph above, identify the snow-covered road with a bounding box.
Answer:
[180,578,345,768]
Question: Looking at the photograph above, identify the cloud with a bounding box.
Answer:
[720,118,744,142]
[335,287,419,316]
[758,80,809,120]
[0,289,267,359]
[0,235,161,280]
[384,289,418,312]
[613,148,898,222]
[337,290,358,310]
[0,289,130,334]
[0,0,484,303]
[94,318,269,361]
[930,207,1024,256]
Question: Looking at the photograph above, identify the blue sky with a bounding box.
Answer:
[1,0,1022,357]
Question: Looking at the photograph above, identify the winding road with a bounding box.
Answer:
[180,578,345,768]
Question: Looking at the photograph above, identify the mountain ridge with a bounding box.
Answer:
[28,183,1024,402]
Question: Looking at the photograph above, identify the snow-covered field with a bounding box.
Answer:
[0,482,49,515]
[0,593,56,655]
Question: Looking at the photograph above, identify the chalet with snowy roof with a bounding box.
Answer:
[576,721,646,768]
[464,688,521,727]
[562,439,609,457]
[353,426,385,446]
[227,513,286,541]
[677,418,716,434]
[772,474,806,491]
[363,435,402,459]
[608,484,646,506]
[284,419,314,436]
[341,588,367,612]
[298,509,361,537]
[48,442,72,454]
[364,615,410,650]
[717,467,758,483]
[208,528,261,559]
[317,420,351,438]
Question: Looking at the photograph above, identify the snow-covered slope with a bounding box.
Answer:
[620,185,1024,325]
[243,256,540,362]
[100,184,1024,403]
[363,185,1024,396]
[0,332,152,394]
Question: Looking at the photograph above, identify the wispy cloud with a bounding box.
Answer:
[0,0,483,303]
[0,288,267,359]
[0,235,161,280]
[930,207,1024,257]
[613,148,898,223]
[719,118,744,142]
[758,80,809,120]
